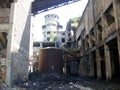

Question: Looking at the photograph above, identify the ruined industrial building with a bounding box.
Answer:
[75,0,120,81]
[0,0,120,90]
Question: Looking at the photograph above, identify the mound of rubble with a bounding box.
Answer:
[0,80,9,90]
[0,80,16,90]
[17,71,93,90]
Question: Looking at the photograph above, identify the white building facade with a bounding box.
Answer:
[41,14,65,48]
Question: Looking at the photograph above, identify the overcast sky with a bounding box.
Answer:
[32,0,89,41]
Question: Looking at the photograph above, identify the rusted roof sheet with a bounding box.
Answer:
[32,0,80,15]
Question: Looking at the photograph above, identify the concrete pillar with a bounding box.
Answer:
[82,57,87,77]
[40,42,43,48]
[64,54,67,76]
[96,49,101,79]
[117,32,120,70]
[104,44,112,80]
[79,57,85,76]
[79,58,82,76]
[6,3,15,86]
[114,0,120,68]
[113,0,120,26]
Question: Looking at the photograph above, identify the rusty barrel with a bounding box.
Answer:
[38,48,63,73]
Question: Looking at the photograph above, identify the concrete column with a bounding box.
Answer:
[113,0,120,29]
[40,42,43,48]
[104,44,112,81]
[79,58,82,76]
[64,54,67,76]
[6,3,15,86]
[117,32,120,70]
[89,53,94,77]
[114,0,120,69]
[96,49,101,79]
[79,57,86,77]
[82,57,86,76]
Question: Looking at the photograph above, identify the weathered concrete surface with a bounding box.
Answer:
[6,0,32,86]
[76,0,120,81]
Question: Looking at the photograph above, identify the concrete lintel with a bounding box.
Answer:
[90,46,96,52]
[96,41,104,48]
[105,32,117,43]
[0,24,9,32]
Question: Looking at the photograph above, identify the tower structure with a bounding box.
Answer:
[42,14,63,42]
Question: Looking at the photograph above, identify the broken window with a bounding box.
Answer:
[47,37,50,41]
[61,38,65,42]
[104,4,115,27]
[33,42,40,47]
[47,31,50,34]
[62,33,65,35]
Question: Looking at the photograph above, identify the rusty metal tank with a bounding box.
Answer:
[38,48,63,73]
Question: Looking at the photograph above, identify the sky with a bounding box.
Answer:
[32,0,89,41]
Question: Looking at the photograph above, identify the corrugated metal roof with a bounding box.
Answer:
[32,0,80,15]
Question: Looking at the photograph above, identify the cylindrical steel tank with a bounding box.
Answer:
[38,48,63,73]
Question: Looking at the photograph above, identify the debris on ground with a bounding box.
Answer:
[1,71,120,90]
[17,71,93,90]
[0,80,8,90]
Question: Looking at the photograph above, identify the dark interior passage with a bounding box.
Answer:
[91,51,97,78]
[107,38,120,79]
[66,60,80,76]
[99,46,106,79]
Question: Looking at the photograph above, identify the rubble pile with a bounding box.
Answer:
[0,80,8,90]
[18,71,93,90]
[0,80,15,90]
